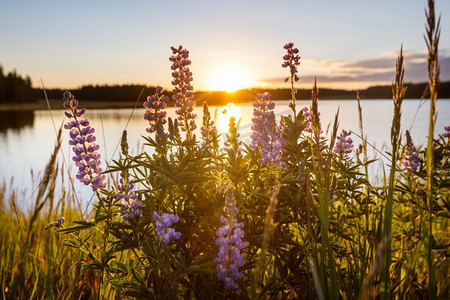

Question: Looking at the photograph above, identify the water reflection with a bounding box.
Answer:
[217,103,242,133]
[0,110,34,133]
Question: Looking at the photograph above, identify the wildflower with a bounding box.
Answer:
[143,86,169,135]
[117,172,142,221]
[63,91,106,191]
[43,216,65,230]
[152,212,182,243]
[120,130,129,157]
[224,116,243,154]
[443,125,450,138]
[282,42,301,82]
[214,187,246,289]
[302,106,323,134]
[402,130,420,171]
[334,130,353,154]
[250,92,285,167]
[170,45,196,133]
[200,102,219,152]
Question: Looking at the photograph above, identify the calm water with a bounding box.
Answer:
[1,99,449,209]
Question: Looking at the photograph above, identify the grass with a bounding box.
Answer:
[0,133,97,299]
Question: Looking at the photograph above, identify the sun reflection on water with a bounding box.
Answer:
[217,103,242,134]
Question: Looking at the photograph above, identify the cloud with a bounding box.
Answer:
[260,50,450,88]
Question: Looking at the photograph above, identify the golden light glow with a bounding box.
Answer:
[218,103,241,133]
[208,64,254,92]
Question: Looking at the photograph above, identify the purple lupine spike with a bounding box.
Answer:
[63,91,106,191]
[170,45,196,132]
[334,129,354,154]
[250,92,285,167]
[152,212,182,243]
[402,145,420,171]
[443,125,450,138]
[214,187,246,289]
[302,106,323,134]
[117,172,142,221]
[402,131,421,171]
[143,86,169,134]
[282,42,301,82]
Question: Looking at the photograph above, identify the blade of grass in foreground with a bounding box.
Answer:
[380,46,406,300]
[309,79,339,300]
[424,0,440,297]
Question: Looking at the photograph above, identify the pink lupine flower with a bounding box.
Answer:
[169,45,196,133]
[143,86,169,135]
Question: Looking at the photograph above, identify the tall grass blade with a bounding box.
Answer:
[424,0,440,297]
[380,46,406,300]
[251,184,280,299]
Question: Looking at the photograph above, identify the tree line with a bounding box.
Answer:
[32,81,450,105]
[1,65,449,105]
[0,66,36,103]
[196,82,450,104]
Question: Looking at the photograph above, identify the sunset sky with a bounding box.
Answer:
[1,0,449,91]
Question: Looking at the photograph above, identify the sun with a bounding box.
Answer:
[208,64,254,92]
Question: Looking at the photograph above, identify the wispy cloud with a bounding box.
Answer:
[260,50,450,88]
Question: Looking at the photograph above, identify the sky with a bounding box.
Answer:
[1,0,449,91]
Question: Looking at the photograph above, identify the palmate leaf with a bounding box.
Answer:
[145,154,211,186]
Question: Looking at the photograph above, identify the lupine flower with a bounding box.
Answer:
[224,116,243,155]
[282,42,301,82]
[43,217,65,230]
[152,212,182,243]
[302,106,323,134]
[143,86,169,135]
[200,102,219,152]
[443,125,450,138]
[170,45,196,133]
[402,130,420,171]
[214,187,246,289]
[250,92,285,167]
[63,91,106,191]
[117,172,142,221]
[334,130,353,154]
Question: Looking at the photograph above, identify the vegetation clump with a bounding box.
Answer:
[1,1,448,299]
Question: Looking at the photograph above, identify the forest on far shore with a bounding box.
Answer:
[1,66,450,106]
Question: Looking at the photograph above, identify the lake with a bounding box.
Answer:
[1,99,449,209]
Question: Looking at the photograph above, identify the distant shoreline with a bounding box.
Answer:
[0,101,141,111]
[2,81,450,110]
[1,97,449,112]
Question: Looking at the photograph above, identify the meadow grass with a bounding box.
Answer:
[1,1,449,299]
[1,133,98,299]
